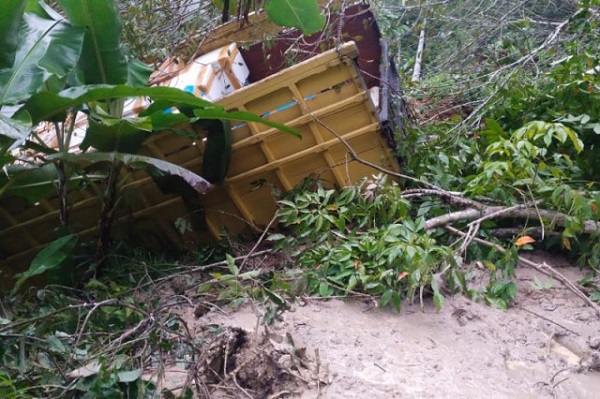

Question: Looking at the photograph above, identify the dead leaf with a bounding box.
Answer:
[562,236,572,250]
[68,359,101,378]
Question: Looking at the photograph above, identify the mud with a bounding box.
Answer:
[167,252,600,398]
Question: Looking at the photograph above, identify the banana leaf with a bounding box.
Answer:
[0,163,93,204]
[0,0,26,69]
[0,12,85,105]
[18,84,301,137]
[48,152,212,194]
[58,0,128,85]
[265,0,325,35]
[81,115,152,153]
[0,113,31,151]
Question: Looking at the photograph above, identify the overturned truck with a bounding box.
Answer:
[0,3,406,278]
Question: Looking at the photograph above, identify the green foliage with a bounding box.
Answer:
[12,234,79,293]
[0,284,159,398]
[264,0,326,35]
[488,43,600,181]
[0,5,84,105]
[274,176,455,311]
[58,0,130,85]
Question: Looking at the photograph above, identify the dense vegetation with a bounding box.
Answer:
[1,0,599,397]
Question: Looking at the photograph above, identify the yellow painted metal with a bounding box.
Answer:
[0,42,399,283]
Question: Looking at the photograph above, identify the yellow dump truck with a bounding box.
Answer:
[0,3,405,278]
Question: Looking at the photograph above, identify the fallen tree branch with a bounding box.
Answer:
[445,226,600,317]
[426,205,599,234]
[401,188,485,209]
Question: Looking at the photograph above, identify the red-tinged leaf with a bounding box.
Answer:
[515,235,535,247]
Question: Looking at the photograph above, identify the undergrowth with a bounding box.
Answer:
[0,244,292,398]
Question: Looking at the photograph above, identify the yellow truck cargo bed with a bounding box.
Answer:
[0,5,404,281]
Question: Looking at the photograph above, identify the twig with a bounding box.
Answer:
[232,372,254,399]
[374,362,387,372]
[239,213,278,272]
[516,306,580,336]
[129,250,273,292]
[445,226,600,317]
[73,299,148,351]
[0,303,94,333]
[301,104,451,193]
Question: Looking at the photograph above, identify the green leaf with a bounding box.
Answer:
[20,84,217,124]
[0,163,61,203]
[0,0,26,69]
[48,151,212,194]
[432,291,444,310]
[193,108,301,138]
[117,369,142,383]
[483,118,504,138]
[391,291,402,312]
[47,335,67,353]
[127,58,152,87]
[0,12,85,104]
[201,119,231,184]
[12,234,78,293]
[0,113,31,151]
[266,233,286,241]
[226,253,238,275]
[58,0,128,85]
[561,125,583,153]
[25,1,63,19]
[318,281,329,297]
[380,289,393,307]
[263,286,287,307]
[81,115,151,153]
[265,0,326,35]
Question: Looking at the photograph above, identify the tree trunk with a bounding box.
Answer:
[412,18,427,82]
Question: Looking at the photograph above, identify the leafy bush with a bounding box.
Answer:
[273,176,454,311]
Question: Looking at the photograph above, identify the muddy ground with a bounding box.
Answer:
[159,252,600,398]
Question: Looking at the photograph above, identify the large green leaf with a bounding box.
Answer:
[201,119,231,184]
[81,115,152,153]
[19,85,216,124]
[0,113,31,151]
[265,0,325,35]
[58,0,128,85]
[127,58,152,87]
[0,163,90,204]
[0,0,26,69]
[193,108,302,138]
[0,12,85,105]
[50,152,212,194]
[25,0,63,19]
[12,233,79,293]
[18,84,301,137]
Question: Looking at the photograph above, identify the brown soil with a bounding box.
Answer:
[162,252,600,398]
